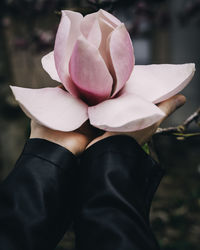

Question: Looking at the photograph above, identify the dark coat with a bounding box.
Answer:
[0,136,163,250]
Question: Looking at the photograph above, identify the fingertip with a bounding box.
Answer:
[175,94,186,108]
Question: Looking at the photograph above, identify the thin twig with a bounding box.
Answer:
[155,107,200,136]
[183,108,200,128]
[156,126,182,134]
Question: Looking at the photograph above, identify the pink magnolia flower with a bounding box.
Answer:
[11,9,195,132]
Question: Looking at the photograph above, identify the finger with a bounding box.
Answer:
[30,120,37,129]
[157,94,186,125]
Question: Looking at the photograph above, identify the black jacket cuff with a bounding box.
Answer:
[0,138,77,250]
[75,135,163,250]
[23,138,76,171]
[83,135,164,213]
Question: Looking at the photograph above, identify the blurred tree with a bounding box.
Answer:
[87,0,170,36]
[179,0,200,26]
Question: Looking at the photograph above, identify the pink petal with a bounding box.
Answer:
[54,10,83,96]
[10,86,88,131]
[69,36,113,105]
[123,64,195,103]
[98,9,121,27]
[108,24,134,97]
[41,51,61,82]
[81,12,101,48]
[98,17,114,67]
[88,93,165,132]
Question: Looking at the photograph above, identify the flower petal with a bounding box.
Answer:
[88,93,165,132]
[10,86,88,131]
[98,17,114,67]
[54,10,83,95]
[69,36,113,105]
[41,51,61,82]
[123,64,195,103]
[98,9,121,27]
[109,24,134,97]
[81,12,101,48]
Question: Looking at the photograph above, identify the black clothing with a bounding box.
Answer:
[0,139,77,250]
[75,136,163,250]
[0,136,163,250]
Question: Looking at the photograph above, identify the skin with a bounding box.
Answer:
[30,120,100,156]
[30,94,186,155]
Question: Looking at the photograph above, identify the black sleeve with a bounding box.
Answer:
[75,135,164,250]
[0,138,77,250]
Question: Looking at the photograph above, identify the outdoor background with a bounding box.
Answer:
[0,0,199,249]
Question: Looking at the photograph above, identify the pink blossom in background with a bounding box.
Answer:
[11,9,195,132]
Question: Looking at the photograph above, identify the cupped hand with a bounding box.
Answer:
[87,94,186,147]
[30,94,186,154]
[30,120,100,155]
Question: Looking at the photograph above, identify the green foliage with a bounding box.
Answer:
[142,143,150,155]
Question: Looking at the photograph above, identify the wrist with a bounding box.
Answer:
[30,134,85,156]
[30,121,93,156]
[30,130,86,156]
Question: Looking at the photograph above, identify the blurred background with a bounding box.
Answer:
[0,0,199,249]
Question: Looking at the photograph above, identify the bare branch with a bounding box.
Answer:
[155,107,200,137]
[183,108,200,128]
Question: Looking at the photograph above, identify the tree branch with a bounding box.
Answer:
[155,107,200,138]
[183,107,200,128]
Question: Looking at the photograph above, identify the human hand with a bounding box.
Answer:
[86,94,186,147]
[30,120,99,155]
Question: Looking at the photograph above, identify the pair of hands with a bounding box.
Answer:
[30,94,186,155]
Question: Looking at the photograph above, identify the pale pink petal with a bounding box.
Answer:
[123,64,195,103]
[98,17,114,67]
[41,51,61,82]
[108,24,134,97]
[81,13,97,37]
[98,9,121,27]
[10,86,88,131]
[81,12,101,48]
[69,36,113,105]
[54,10,83,95]
[88,93,165,132]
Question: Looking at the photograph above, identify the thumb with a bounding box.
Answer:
[157,94,186,126]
